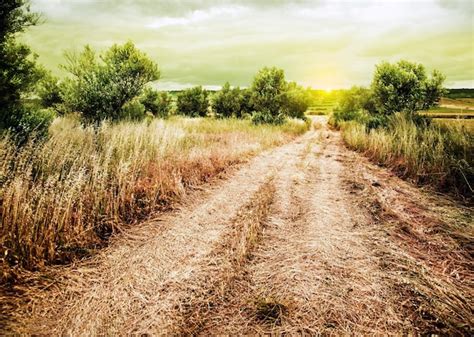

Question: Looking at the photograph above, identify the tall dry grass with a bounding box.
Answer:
[0,115,309,279]
[340,113,473,197]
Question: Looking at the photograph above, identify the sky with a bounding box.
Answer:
[23,0,474,90]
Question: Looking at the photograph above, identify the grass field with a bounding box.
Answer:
[0,115,309,278]
[440,97,474,108]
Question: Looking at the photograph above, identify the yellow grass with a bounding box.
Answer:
[339,113,473,196]
[0,115,309,278]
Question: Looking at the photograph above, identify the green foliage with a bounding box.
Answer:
[139,87,172,118]
[0,0,43,131]
[251,110,286,125]
[239,88,254,117]
[371,60,445,115]
[11,107,56,139]
[250,67,288,124]
[176,86,209,117]
[119,99,146,120]
[36,71,63,110]
[0,0,40,40]
[336,86,376,115]
[285,82,310,119]
[60,42,160,122]
[212,82,242,118]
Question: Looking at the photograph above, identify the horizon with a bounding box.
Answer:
[24,0,474,90]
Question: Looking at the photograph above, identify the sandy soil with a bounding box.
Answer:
[4,117,473,335]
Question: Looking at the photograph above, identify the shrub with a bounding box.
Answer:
[212,82,242,118]
[140,88,172,118]
[119,99,146,120]
[155,92,173,118]
[252,110,285,125]
[60,42,160,123]
[371,60,445,116]
[36,71,63,110]
[176,86,209,117]
[285,82,310,120]
[250,67,288,124]
[239,88,254,117]
[337,86,377,115]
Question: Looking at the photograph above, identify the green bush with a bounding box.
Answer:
[239,88,254,117]
[212,82,242,118]
[252,110,285,125]
[285,82,310,120]
[139,88,172,118]
[336,86,376,115]
[60,42,160,123]
[250,67,288,124]
[371,60,445,116]
[36,71,63,110]
[15,107,56,139]
[119,99,146,121]
[176,86,209,117]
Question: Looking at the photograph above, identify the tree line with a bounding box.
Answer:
[0,1,311,139]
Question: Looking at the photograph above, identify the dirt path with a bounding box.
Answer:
[5,117,473,335]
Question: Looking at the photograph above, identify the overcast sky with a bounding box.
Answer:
[24,0,474,89]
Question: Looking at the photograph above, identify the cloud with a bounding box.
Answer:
[26,0,474,88]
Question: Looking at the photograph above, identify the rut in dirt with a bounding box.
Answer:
[4,117,473,336]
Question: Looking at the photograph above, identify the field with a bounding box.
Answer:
[306,90,339,115]
[418,98,474,132]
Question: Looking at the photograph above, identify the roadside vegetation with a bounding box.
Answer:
[330,60,473,197]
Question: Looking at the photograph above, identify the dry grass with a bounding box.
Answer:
[351,166,474,334]
[339,113,473,197]
[0,115,308,280]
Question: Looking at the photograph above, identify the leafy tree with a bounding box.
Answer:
[139,87,172,118]
[285,82,310,119]
[60,42,160,122]
[250,67,288,124]
[0,0,47,133]
[176,86,209,117]
[212,82,242,118]
[371,60,445,115]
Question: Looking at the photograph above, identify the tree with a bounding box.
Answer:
[250,67,288,124]
[212,82,242,118]
[371,60,445,115]
[0,0,46,132]
[139,87,172,118]
[176,86,209,117]
[60,42,160,122]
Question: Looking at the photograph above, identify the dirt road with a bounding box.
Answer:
[5,117,473,335]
